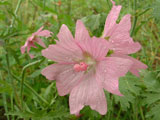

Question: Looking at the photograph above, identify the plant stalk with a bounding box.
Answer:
[20,59,48,109]
[130,0,137,36]
[12,73,49,105]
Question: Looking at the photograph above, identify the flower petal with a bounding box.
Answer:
[34,26,52,37]
[41,64,84,96]
[35,37,46,48]
[56,65,84,96]
[111,53,148,76]
[42,25,83,63]
[110,41,141,54]
[96,57,133,95]
[109,14,141,54]
[37,30,52,37]
[21,38,36,59]
[41,64,67,80]
[103,1,122,37]
[78,37,109,61]
[69,71,107,115]
[75,20,90,42]
[57,24,74,43]
[21,45,26,54]
[37,26,44,33]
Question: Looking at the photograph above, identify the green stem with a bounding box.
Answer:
[11,93,15,120]
[5,48,15,120]
[130,0,137,37]
[106,0,111,9]
[67,0,72,15]
[116,107,122,120]
[2,0,23,119]
[20,59,47,109]
[0,72,10,120]
[132,103,138,120]
[10,0,23,28]
[140,107,145,120]
[12,73,49,105]
[43,0,45,8]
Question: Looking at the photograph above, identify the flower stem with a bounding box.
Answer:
[67,0,72,15]
[12,73,49,105]
[140,107,145,120]
[130,0,137,37]
[10,0,23,28]
[20,59,47,109]
[5,47,15,120]
[0,72,10,120]
[116,107,122,120]
[106,0,111,9]
[43,0,46,8]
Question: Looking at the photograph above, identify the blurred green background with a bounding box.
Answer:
[0,0,160,120]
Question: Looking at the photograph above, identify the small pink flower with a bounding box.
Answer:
[102,0,147,76]
[21,26,52,58]
[41,20,133,115]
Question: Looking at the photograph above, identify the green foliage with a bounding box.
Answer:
[0,0,160,120]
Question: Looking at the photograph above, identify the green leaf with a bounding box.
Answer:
[0,80,13,94]
[114,74,141,110]
[152,0,160,21]
[146,104,160,120]
[81,14,101,32]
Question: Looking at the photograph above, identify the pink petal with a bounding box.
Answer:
[37,26,44,33]
[78,37,109,61]
[75,20,90,42]
[69,71,107,115]
[33,26,52,37]
[96,57,133,96]
[111,53,148,76]
[57,24,74,43]
[29,54,34,59]
[42,25,83,63]
[37,30,52,37]
[110,41,141,54]
[109,14,141,54]
[21,45,26,54]
[109,14,132,43]
[35,37,46,48]
[103,1,122,37]
[56,65,84,96]
[41,64,64,80]
[41,64,84,96]
[21,38,36,59]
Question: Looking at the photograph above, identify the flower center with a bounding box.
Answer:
[73,52,97,72]
[74,62,88,72]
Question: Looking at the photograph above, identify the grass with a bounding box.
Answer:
[0,0,160,120]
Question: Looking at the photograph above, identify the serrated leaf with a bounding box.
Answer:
[146,104,160,120]
[81,14,101,32]
[152,0,160,20]
[143,71,160,92]
[29,69,42,78]
[114,74,141,110]
[143,93,160,106]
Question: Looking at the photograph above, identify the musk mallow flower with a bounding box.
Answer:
[41,20,133,115]
[21,26,52,58]
[102,0,147,76]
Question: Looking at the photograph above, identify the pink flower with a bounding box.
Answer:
[102,0,147,76]
[21,26,52,58]
[41,20,133,115]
